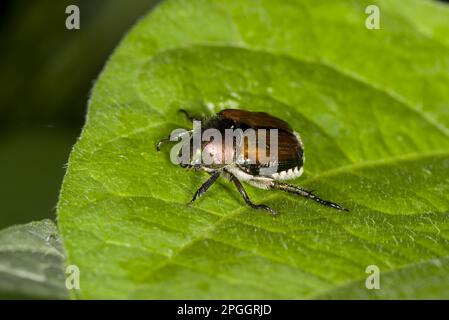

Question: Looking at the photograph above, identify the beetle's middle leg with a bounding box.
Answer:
[226,171,277,215]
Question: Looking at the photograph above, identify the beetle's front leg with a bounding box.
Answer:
[156,136,171,151]
[179,109,201,121]
[225,170,277,215]
[190,171,220,203]
[156,129,193,151]
[271,181,348,211]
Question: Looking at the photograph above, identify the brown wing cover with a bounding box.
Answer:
[218,109,293,132]
[219,109,302,175]
[275,130,303,172]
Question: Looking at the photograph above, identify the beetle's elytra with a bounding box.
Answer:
[157,109,348,215]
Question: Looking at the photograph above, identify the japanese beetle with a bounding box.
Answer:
[157,109,347,215]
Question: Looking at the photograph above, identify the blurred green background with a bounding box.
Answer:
[0,0,159,229]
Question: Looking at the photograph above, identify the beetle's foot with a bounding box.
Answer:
[254,204,277,216]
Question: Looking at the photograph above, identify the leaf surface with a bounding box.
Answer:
[58,0,449,299]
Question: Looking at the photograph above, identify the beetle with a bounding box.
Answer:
[156,109,348,215]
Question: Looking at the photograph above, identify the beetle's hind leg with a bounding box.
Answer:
[271,181,348,211]
[226,171,277,215]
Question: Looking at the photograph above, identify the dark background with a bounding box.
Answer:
[0,0,159,229]
[0,0,447,230]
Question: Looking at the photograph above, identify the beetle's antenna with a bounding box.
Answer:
[179,109,201,121]
[190,171,221,203]
[271,182,348,211]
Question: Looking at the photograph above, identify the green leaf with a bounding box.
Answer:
[57,0,449,299]
[0,220,68,299]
